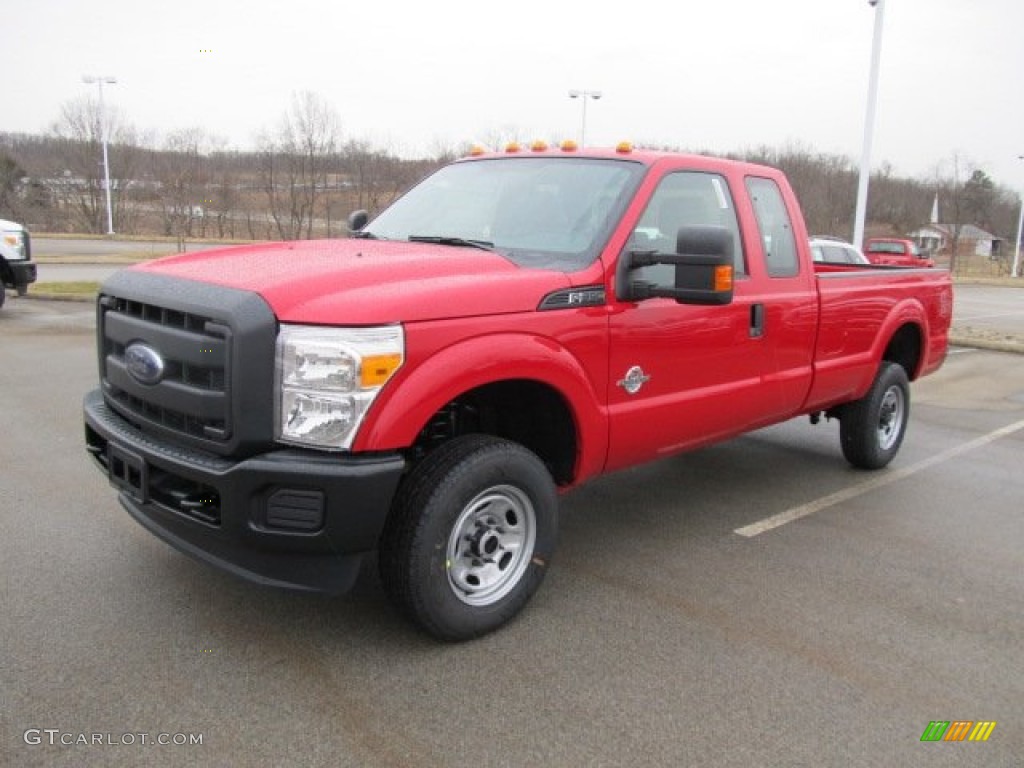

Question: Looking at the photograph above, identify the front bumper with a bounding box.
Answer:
[84,389,405,594]
[4,260,36,289]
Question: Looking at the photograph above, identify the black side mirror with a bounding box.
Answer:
[346,210,369,235]
[617,225,734,306]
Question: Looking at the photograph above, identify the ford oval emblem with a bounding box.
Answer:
[124,342,166,385]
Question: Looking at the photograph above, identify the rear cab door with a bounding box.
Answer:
[604,159,817,472]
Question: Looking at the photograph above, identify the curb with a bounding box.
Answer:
[19,292,95,303]
[949,333,1024,355]
[952,278,1024,288]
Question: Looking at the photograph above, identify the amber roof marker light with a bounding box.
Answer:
[568,89,602,147]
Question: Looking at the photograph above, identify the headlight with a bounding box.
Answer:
[275,324,404,450]
[2,231,27,260]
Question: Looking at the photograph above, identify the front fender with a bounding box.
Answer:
[353,332,608,485]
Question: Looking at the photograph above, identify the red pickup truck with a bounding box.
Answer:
[864,237,935,268]
[84,146,952,640]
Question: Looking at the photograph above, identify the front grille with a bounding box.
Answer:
[100,295,232,443]
[95,271,277,457]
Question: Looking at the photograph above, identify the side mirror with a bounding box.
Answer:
[617,226,734,306]
[346,210,369,234]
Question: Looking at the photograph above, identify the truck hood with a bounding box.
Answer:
[134,239,574,324]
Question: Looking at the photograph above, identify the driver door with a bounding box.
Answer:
[605,169,776,472]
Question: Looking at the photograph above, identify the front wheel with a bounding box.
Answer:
[379,435,558,641]
[840,362,910,469]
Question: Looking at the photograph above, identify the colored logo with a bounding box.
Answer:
[920,721,996,742]
[124,342,166,386]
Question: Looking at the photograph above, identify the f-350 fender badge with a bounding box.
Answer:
[617,365,651,395]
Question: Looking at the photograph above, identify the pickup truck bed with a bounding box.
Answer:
[809,264,949,412]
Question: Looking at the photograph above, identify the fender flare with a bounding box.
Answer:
[353,332,608,484]
[861,297,929,390]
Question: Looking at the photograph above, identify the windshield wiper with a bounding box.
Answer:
[408,235,495,251]
[351,230,381,240]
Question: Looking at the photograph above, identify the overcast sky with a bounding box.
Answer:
[4,0,1023,188]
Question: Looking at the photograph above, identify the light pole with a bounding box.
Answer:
[852,0,885,250]
[82,75,117,235]
[568,89,602,147]
[1013,155,1023,278]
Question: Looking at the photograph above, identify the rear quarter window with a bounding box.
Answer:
[746,177,799,277]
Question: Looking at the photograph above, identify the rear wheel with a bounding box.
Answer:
[379,435,558,641]
[840,362,910,469]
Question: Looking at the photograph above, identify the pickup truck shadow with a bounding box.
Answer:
[560,420,848,542]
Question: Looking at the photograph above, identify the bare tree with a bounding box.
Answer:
[206,153,241,239]
[0,152,26,220]
[49,96,142,233]
[734,143,858,237]
[258,91,341,240]
[866,163,932,237]
[932,153,973,273]
[151,128,226,247]
[341,140,431,218]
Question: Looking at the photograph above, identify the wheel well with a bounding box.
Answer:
[409,380,577,485]
[883,323,922,380]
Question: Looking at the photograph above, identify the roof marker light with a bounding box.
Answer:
[505,142,522,153]
[468,144,486,156]
[615,141,634,154]
[531,140,548,152]
[560,140,579,152]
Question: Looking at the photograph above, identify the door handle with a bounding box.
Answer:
[750,303,765,338]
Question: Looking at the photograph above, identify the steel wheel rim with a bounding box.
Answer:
[877,385,905,451]
[446,485,536,606]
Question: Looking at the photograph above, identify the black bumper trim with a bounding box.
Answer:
[4,261,36,288]
[84,389,406,594]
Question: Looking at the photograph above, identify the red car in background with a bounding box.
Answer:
[864,237,935,268]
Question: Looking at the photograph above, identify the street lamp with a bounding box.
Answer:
[568,89,602,147]
[82,75,117,235]
[1013,155,1023,279]
[852,0,885,250]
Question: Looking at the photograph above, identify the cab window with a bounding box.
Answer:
[630,171,746,289]
[746,177,799,277]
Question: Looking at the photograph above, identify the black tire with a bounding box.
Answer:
[840,362,910,469]
[379,435,558,641]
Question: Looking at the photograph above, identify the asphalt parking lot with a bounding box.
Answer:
[3,299,1023,767]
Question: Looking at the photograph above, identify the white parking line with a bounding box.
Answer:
[734,418,1024,537]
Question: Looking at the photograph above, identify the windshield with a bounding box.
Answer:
[364,156,645,269]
